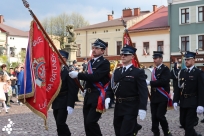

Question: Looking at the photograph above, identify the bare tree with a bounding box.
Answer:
[41,12,89,48]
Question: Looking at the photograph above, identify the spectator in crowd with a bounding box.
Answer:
[1,64,10,80]
[4,80,12,107]
[14,67,19,101]
[82,58,88,72]
[0,74,9,113]
[16,66,24,105]
[9,68,16,103]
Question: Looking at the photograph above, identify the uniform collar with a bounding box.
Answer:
[186,65,194,72]
[156,63,163,69]
[122,64,132,71]
[92,55,103,64]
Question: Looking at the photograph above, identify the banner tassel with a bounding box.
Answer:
[44,119,48,130]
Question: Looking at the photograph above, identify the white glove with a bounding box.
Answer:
[146,80,150,85]
[105,98,111,109]
[69,71,78,78]
[138,110,146,120]
[196,106,204,114]
[67,106,74,115]
[81,89,86,97]
[173,103,178,111]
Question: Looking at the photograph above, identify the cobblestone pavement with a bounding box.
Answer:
[0,96,204,136]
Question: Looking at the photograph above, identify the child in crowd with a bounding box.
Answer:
[6,80,12,107]
[0,75,8,113]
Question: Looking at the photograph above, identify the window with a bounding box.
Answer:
[76,44,81,57]
[181,36,189,52]
[157,41,164,51]
[10,47,15,57]
[198,35,204,51]
[181,8,189,24]
[104,42,108,56]
[116,41,122,55]
[198,6,204,22]
[143,42,149,55]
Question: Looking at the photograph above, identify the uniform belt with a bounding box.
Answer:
[116,96,139,103]
[58,91,68,96]
[86,88,98,93]
[182,93,197,98]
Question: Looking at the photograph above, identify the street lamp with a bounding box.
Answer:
[167,0,173,5]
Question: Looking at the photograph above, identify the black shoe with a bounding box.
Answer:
[194,117,199,126]
[195,132,202,136]
[201,119,204,123]
[10,100,14,103]
[153,132,160,136]
[179,125,183,128]
[164,132,173,136]
[134,124,142,135]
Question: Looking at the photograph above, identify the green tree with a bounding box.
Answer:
[41,12,89,49]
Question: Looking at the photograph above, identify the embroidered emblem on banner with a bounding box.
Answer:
[33,57,46,87]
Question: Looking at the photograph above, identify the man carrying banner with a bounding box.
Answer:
[146,51,172,136]
[173,51,204,136]
[105,45,148,136]
[69,38,110,136]
[52,50,79,136]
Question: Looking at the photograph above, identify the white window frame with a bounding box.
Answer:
[179,35,191,51]
[179,7,191,25]
[196,5,204,23]
[196,33,204,51]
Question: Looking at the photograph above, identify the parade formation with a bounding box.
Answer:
[1,0,204,136]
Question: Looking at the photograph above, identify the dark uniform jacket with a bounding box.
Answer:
[52,66,79,109]
[78,56,110,104]
[106,65,148,117]
[173,66,204,108]
[170,63,180,90]
[150,64,171,103]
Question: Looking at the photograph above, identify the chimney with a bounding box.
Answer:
[0,15,4,24]
[108,14,113,21]
[122,8,132,17]
[134,8,140,16]
[153,5,157,12]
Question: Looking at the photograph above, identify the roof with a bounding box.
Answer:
[0,23,28,37]
[75,11,150,31]
[129,6,169,32]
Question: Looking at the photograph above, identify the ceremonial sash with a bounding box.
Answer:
[87,61,109,113]
[152,68,173,107]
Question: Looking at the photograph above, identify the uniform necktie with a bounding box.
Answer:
[187,69,190,73]
[91,59,94,65]
[122,67,126,74]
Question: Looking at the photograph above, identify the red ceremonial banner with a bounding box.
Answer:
[20,20,61,129]
[123,30,140,68]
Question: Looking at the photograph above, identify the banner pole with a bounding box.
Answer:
[21,0,84,92]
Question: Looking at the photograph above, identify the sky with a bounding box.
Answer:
[0,0,167,31]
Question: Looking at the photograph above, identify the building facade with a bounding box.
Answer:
[75,7,154,63]
[129,6,170,68]
[168,0,204,69]
[0,15,29,64]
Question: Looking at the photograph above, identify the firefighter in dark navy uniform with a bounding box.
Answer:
[52,50,79,136]
[105,45,148,136]
[146,51,172,136]
[173,51,204,136]
[69,39,110,136]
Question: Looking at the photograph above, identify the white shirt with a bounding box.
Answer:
[156,63,163,69]
[92,56,102,64]
[186,65,194,72]
[122,64,132,72]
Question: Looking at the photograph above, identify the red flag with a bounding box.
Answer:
[123,30,140,68]
[20,20,61,129]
